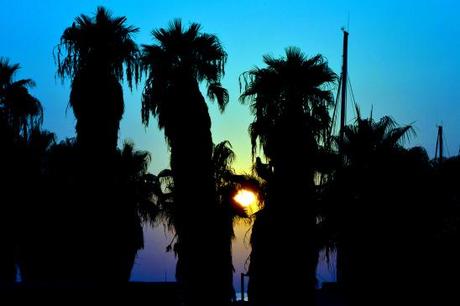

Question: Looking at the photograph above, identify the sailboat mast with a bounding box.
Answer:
[435,125,444,163]
[336,29,349,285]
[339,29,349,146]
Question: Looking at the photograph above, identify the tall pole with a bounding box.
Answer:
[339,30,349,146]
[438,126,444,163]
[240,273,244,301]
[435,125,443,163]
[337,29,349,286]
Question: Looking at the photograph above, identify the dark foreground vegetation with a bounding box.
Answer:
[1,6,459,306]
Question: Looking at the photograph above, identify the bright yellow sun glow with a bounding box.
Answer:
[233,189,257,208]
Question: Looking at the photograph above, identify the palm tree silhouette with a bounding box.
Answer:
[48,7,146,285]
[102,141,159,281]
[323,107,434,305]
[338,106,414,165]
[240,47,336,306]
[0,59,44,286]
[141,20,232,305]
[119,141,160,229]
[16,137,158,284]
[213,140,262,220]
[0,58,43,141]
[212,141,263,303]
[157,140,262,303]
[55,6,140,154]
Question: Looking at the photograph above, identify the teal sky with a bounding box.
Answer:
[1,0,459,287]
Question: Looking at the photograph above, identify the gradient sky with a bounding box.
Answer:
[1,0,459,290]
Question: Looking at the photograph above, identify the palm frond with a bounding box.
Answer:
[55,6,140,88]
[141,19,228,134]
[239,48,336,162]
[207,82,229,112]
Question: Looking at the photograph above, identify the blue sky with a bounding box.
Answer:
[1,0,459,288]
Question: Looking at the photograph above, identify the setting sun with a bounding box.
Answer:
[233,189,257,208]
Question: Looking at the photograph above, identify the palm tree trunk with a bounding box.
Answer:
[70,70,123,154]
[170,83,233,305]
[249,126,318,306]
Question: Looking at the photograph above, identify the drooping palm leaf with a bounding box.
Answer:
[240,47,336,161]
[55,6,140,89]
[0,58,43,139]
[141,19,228,133]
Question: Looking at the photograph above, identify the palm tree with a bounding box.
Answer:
[50,7,142,285]
[105,141,159,281]
[0,58,43,141]
[17,138,158,284]
[119,141,160,230]
[324,107,430,304]
[157,141,262,302]
[240,47,336,306]
[212,141,264,302]
[213,140,262,220]
[338,107,414,167]
[0,59,44,286]
[55,6,140,154]
[141,20,231,305]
